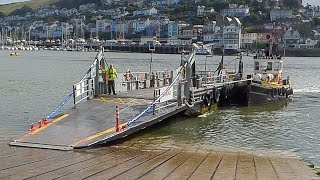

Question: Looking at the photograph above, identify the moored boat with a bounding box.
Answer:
[10,52,20,56]
[249,55,293,104]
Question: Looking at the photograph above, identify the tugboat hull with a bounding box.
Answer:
[249,83,293,104]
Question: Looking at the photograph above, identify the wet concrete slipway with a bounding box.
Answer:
[0,50,320,179]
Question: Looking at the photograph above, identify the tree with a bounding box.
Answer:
[282,0,300,9]
[0,12,5,18]
[8,5,33,16]
[296,22,314,39]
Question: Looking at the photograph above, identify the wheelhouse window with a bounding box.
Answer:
[254,61,259,70]
[274,62,279,71]
[267,62,272,70]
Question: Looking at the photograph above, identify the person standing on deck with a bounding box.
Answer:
[104,64,118,95]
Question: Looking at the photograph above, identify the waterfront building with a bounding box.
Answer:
[167,21,188,38]
[241,32,257,49]
[222,17,242,50]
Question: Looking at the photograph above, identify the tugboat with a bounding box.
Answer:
[249,44,293,104]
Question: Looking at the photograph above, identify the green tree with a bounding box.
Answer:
[282,0,300,9]
[0,12,5,18]
[296,22,314,38]
[8,5,33,16]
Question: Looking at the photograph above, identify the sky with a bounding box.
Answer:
[0,0,29,5]
[0,0,319,6]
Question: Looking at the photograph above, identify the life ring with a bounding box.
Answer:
[214,88,220,103]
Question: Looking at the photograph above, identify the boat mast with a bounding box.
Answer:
[269,22,276,57]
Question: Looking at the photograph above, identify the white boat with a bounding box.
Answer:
[194,42,211,55]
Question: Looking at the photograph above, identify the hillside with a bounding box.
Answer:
[0,0,57,15]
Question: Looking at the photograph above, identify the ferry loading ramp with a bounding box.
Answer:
[9,48,192,150]
[10,88,187,150]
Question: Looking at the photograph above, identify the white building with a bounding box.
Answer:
[222,17,242,50]
[133,8,158,16]
[301,38,318,48]
[197,6,205,16]
[222,4,250,17]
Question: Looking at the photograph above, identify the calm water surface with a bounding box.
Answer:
[0,50,319,167]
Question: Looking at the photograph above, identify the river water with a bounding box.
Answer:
[0,50,319,167]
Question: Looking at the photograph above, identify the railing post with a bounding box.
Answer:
[115,105,120,132]
[177,81,182,106]
[72,85,76,109]
[153,89,157,115]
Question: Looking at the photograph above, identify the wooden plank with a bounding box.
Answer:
[139,151,194,180]
[28,148,142,180]
[286,158,320,180]
[0,146,115,178]
[6,153,97,179]
[0,151,81,178]
[80,150,167,179]
[235,153,256,180]
[111,149,179,180]
[189,152,223,180]
[269,157,301,180]
[164,152,208,180]
[212,152,238,180]
[254,156,279,180]
[0,149,66,171]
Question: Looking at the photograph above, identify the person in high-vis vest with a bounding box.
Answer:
[104,64,118,95]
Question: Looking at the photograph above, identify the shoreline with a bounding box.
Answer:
[3,45,320,57]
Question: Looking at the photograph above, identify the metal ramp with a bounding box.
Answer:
[10,90,187,150]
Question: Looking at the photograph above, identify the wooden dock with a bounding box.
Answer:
[1,140,319,180]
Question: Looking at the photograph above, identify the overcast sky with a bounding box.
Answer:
[0,0,319,6]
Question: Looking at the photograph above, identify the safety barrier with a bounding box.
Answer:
[126,52,194,127]
[73,78,94,107]
[115,71,174,93]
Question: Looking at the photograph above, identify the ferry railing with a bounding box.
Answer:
[125,50,195,127]
[72,48,105,107]
[73,78,94,106]
[115,71,174,93]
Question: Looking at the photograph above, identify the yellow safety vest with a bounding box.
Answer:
[105,67,117,80]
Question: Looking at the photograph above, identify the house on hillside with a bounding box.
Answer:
[221,4,250,18]
[270,9,293,21]
[133,8,158,16]
[284,28,301,44]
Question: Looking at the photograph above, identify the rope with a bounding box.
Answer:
[45,92,74,120]
[126,59,189,127]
